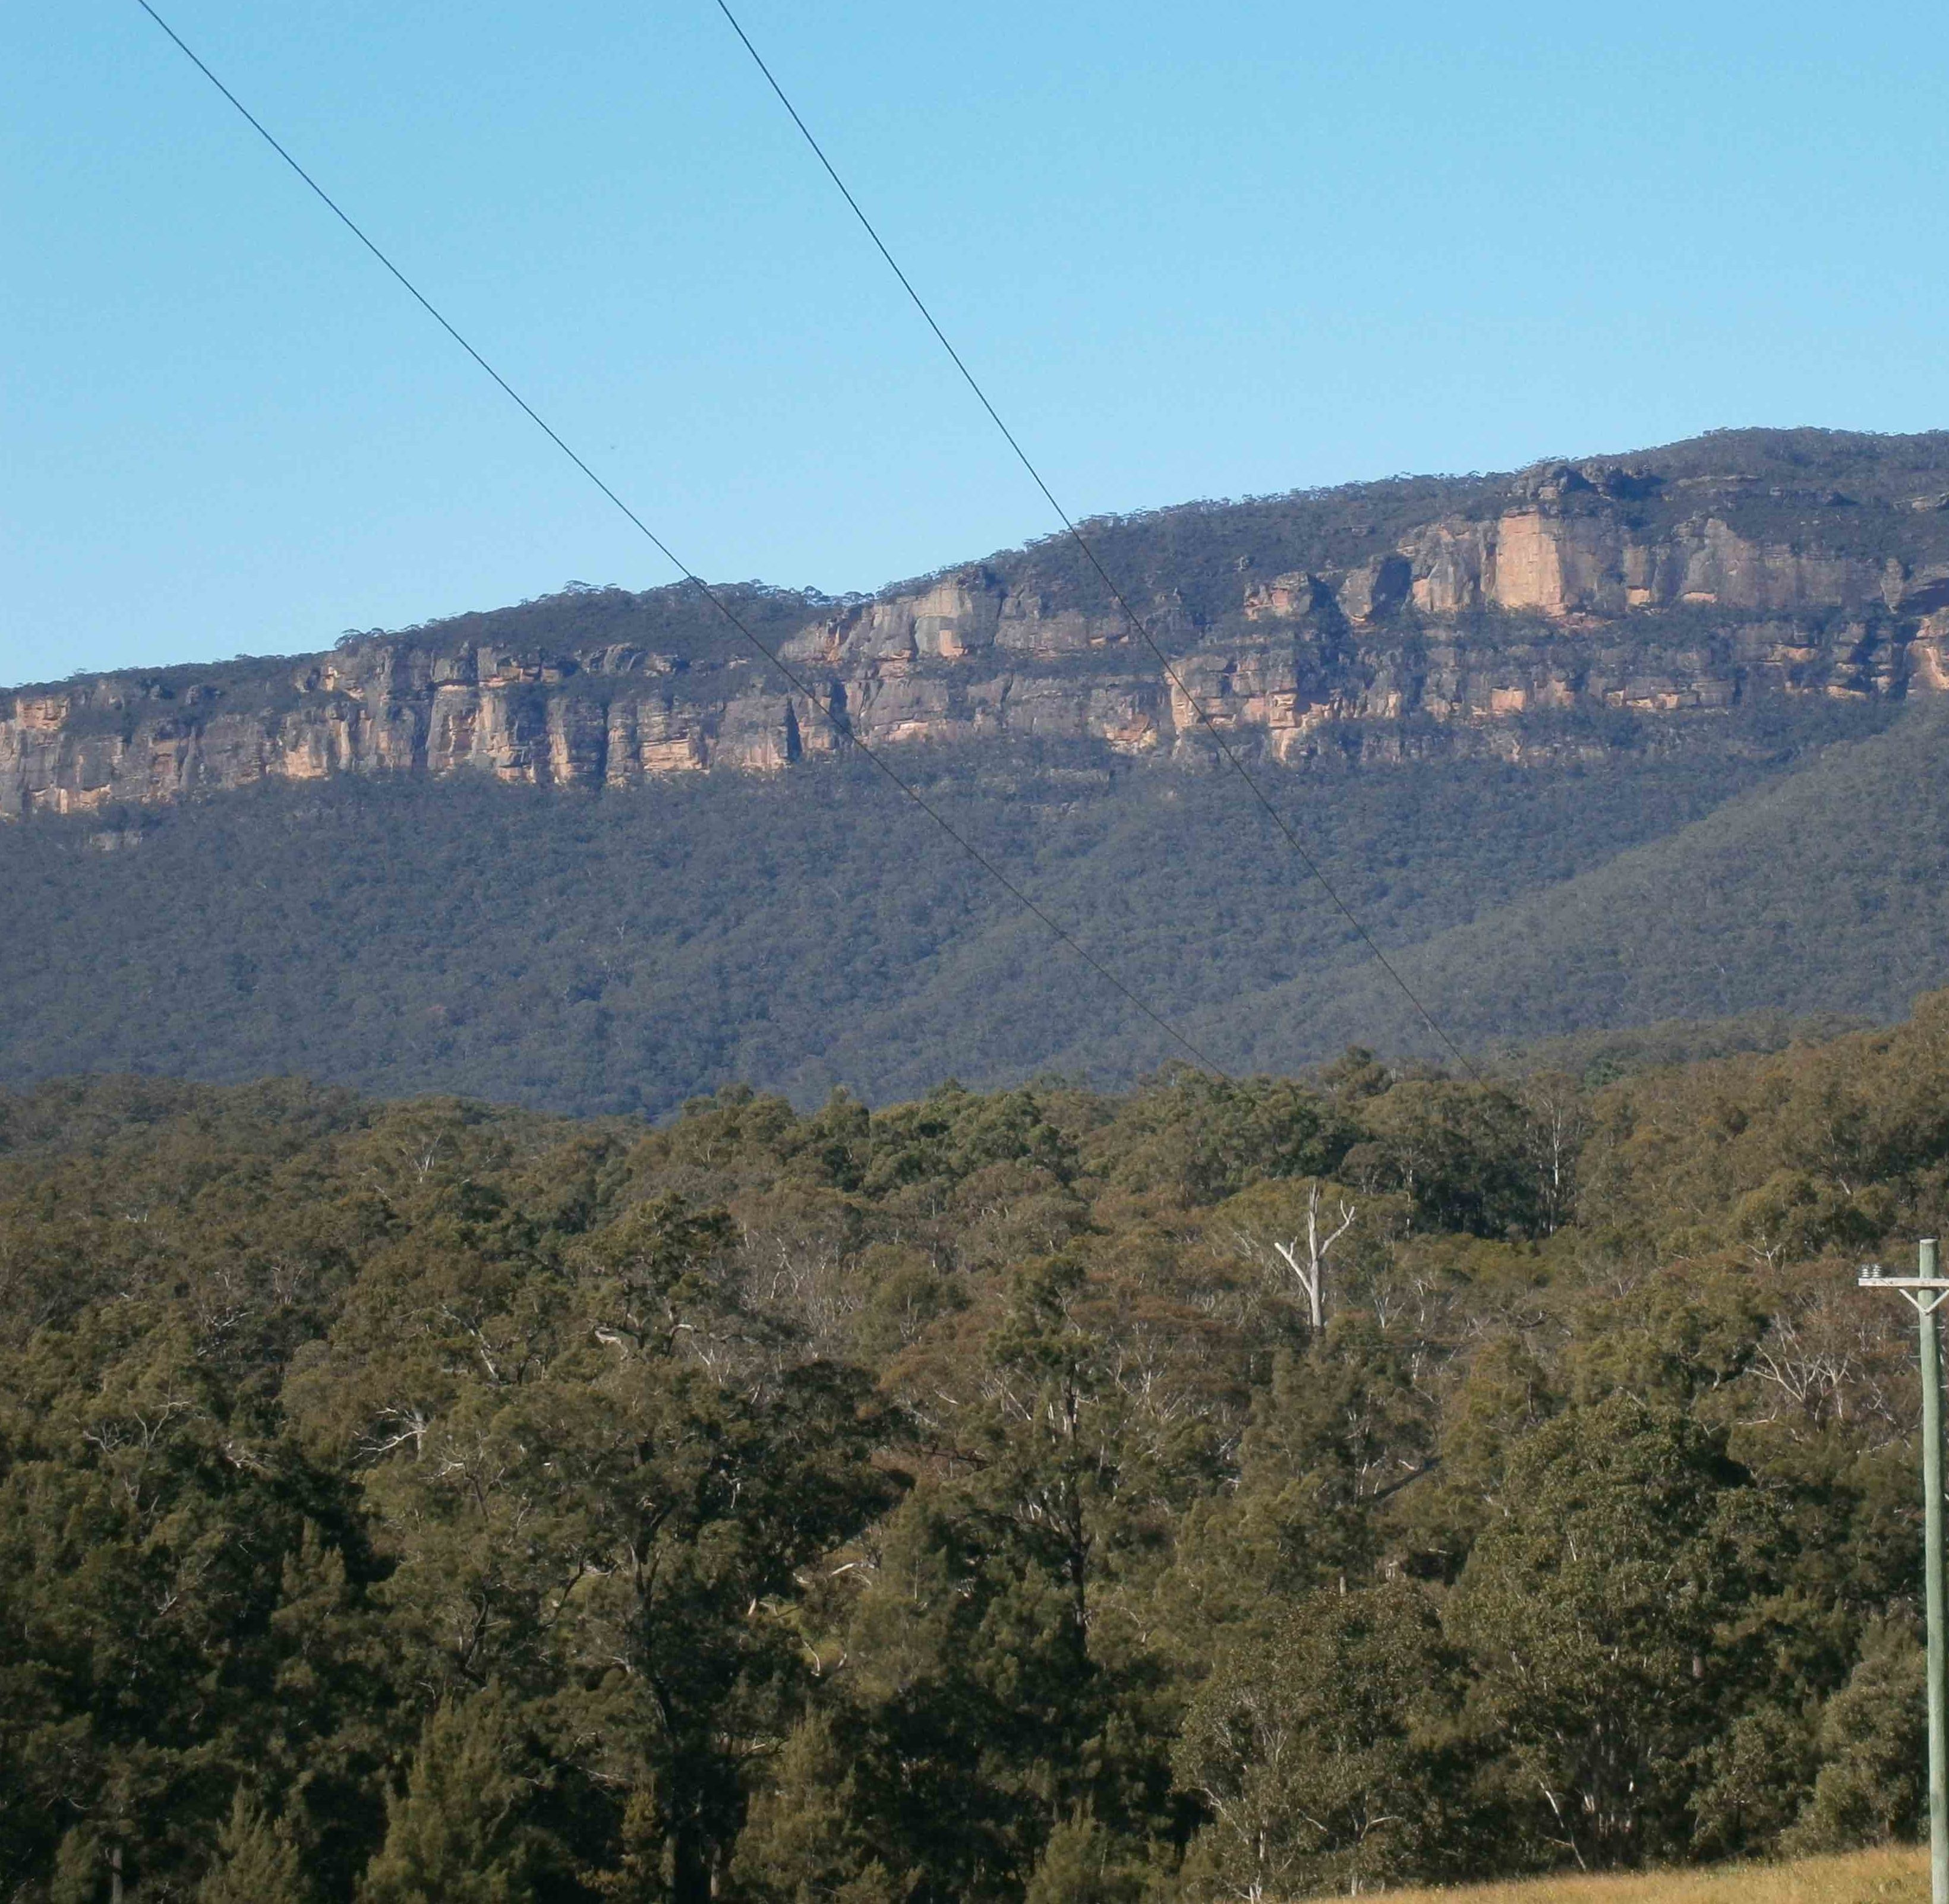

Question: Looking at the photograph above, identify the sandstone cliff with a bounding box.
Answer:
[14,431,1949,819]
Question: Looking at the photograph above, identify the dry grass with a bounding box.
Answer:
[1368,1845,1926,1903]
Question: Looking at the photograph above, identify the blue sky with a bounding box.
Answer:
[7,1,1948,686]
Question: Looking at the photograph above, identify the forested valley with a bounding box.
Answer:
[5,996,1948,1902]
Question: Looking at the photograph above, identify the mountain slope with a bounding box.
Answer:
[1246,699,1949,1064]
[14,428,1949,1109]
[0,700,1904,1113]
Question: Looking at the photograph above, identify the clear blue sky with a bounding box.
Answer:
[6,1,1948,687]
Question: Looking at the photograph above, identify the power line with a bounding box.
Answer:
[129,0,1231,1082]
[712,1,1481,1082]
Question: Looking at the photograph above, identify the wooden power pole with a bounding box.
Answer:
[1860,1238,1949,1904]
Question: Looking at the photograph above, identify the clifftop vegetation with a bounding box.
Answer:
[6,997,1949,1899]
[283,425,1949,667]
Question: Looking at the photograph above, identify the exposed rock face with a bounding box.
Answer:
[1398,501,1915,620]
[13,441,1949,818]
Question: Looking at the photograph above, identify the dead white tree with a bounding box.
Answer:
[1234,1179,1357,1333]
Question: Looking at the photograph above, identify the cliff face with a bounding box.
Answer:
[14,436,1949,819]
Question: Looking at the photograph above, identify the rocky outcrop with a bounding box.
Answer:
[1397,504,1900,620]
[12,449,1949,818]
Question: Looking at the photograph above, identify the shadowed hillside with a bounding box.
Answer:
[0,700,1907,1113]
[1258,699,1949,1065]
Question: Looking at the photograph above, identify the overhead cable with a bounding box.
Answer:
[712,0,1482,1081]
[129,0,1232,1082]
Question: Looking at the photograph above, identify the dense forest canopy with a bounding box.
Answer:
[6,996,1949,1900]
[0,698,1925,1118]
[14,425,1949,1900]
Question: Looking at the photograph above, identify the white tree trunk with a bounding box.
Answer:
[1270,1180,1356,1333]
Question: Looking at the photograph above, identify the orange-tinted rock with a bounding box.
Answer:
[11,468,1949,817]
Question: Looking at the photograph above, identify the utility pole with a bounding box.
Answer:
[1860,1238,1949,1904]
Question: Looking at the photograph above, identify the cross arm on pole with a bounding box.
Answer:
[1858,1268,1949,1315]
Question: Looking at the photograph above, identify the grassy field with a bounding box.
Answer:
[1379,1845,1926,1902]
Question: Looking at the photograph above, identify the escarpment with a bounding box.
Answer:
[14,427,1949,819]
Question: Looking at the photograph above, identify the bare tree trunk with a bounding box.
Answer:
[1271,1180,1356,1333]
[110,1845,124,1904]
[673,1814,711,1904]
